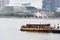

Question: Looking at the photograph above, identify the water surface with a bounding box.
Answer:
[0,18,60,40]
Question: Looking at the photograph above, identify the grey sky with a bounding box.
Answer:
[9,0,43,8]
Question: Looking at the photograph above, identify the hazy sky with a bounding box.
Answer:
[9,0,43,8]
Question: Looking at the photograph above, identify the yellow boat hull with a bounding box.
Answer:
[20,28,50,32]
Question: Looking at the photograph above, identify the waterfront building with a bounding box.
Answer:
[22,3,38,13]
[2,4,26,14]
[25,6,38,13]
[2,4,38,14]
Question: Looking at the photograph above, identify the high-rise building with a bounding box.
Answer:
[42,0,60,11]
[0,0,9,8]
[0,0,2,8]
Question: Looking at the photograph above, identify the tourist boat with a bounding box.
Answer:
[20,24,51,32]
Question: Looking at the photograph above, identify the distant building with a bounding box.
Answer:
[22,3,38,13]
[42,0,60,11]
[25,6,38,13]
[0,0,9,8]
[0,0,2,8]
[2,4,38,14]
[2,4,26,13]
[22,3,31,7]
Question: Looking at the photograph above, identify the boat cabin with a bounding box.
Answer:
[20,24,51,31]
[21,24,50,28]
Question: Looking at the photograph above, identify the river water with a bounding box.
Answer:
[0,18,60,40]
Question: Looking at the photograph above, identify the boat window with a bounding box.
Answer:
[36,27,38,28]
[21,25,26,28]
[27,25,34,28]
[39,26,41,28]
[38,25,39,28]
[42,26,43,28]
[27,25,31,27]
[44,26,47,28]
[39,25,42,28]
[35,25,38,28]
[31,25,34,28]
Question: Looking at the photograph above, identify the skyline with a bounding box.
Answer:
[9,0,43,8]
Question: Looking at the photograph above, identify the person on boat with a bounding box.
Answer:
[57,24,59,29]
[53,23,56,29]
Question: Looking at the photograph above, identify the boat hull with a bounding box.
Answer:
[51,30,60,33]
[20,29,50,32]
